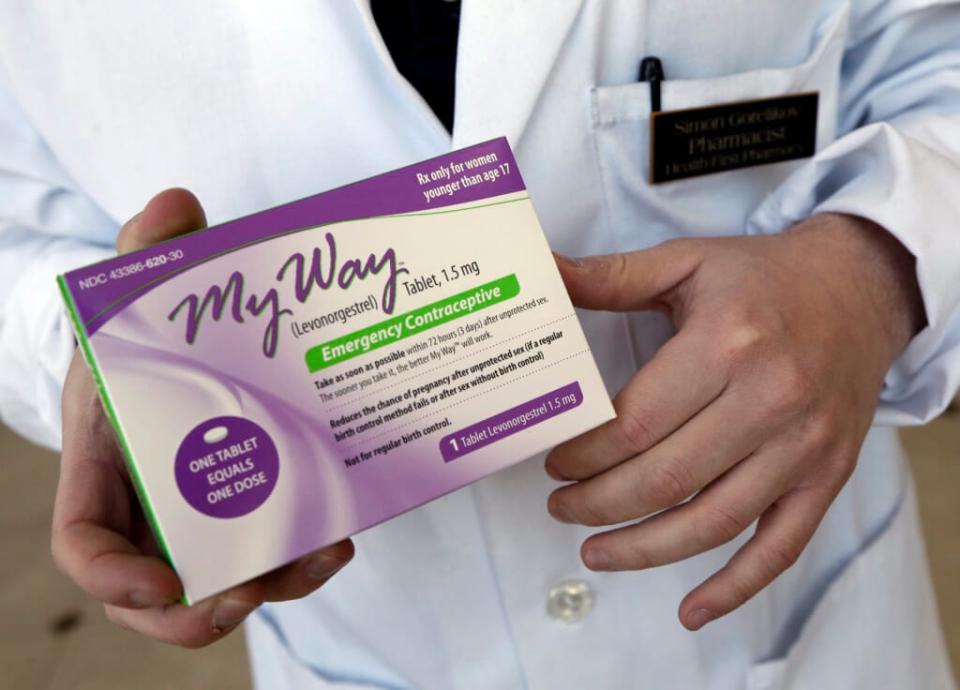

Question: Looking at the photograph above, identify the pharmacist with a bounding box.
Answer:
[1,2,959,689]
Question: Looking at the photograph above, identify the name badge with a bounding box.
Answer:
[650,92,819,184]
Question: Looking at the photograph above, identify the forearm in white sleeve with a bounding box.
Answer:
[746,0,960,426]
[0,233,111,449]
[0,72,115,449]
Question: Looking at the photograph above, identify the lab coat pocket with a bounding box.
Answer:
[745,482,955,690]
[589,3,849,247]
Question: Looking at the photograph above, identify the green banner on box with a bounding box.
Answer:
[305,274,520,372]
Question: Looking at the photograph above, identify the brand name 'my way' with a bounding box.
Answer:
[167,232,407,357]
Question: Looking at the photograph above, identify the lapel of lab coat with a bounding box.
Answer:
[349,0,584,152]
[452,0,585,150]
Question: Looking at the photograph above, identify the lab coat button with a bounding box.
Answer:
[547,580,594,623]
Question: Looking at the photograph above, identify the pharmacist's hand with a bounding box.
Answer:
[52,189,355,647]
[545,213,925,631]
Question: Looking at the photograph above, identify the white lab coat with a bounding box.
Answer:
[1,1,958,688]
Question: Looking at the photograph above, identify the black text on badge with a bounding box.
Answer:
[650,93,819,184]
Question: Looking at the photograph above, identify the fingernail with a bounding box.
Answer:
[305,554,349,581]
[583,548,611,570]
[685,608,716,630]
[212,597,257,632]
[550,501,578,524]
[129,590,175,609]
[554,253,584,268]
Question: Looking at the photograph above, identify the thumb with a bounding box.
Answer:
[553,240,701,312]
[116,188,207,255]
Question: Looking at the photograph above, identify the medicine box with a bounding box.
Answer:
[58,138,615,603]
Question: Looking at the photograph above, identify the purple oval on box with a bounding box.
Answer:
[175,416,279,519]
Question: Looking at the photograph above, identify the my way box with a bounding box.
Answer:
[58,138,615,603]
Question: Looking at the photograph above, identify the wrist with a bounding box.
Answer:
[783,212,926,367]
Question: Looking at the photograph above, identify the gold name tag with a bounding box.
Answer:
[650,92,819,184]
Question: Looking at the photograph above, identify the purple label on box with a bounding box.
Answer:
[440,382,584,462]
[62,137,524,337]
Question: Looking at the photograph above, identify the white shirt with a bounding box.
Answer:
[1,2,957,688]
